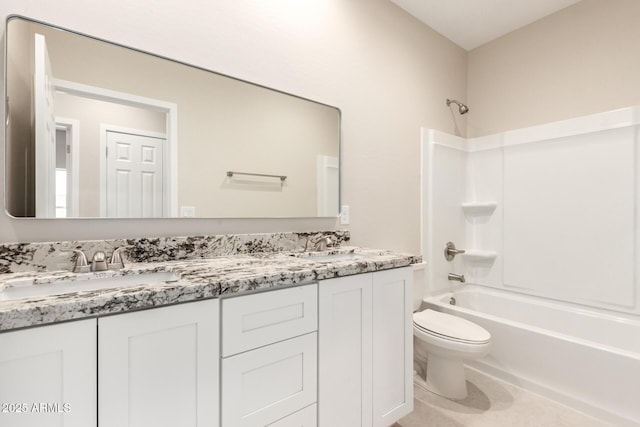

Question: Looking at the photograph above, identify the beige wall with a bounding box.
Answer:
[467,0,640,137]
[0,0,467,252]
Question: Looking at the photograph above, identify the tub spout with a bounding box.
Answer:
[448,273,465,283]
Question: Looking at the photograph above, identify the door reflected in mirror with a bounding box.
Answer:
[5,17,341,219]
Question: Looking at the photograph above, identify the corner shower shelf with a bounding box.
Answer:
[461,201,498,216]
[463,250,497,264]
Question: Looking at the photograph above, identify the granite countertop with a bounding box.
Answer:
[0,247,421,332]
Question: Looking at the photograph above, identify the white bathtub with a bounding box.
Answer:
[423,286,640,426]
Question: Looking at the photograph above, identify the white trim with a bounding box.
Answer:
[473,105,640,153]
[430,105,640,154]
[54,78,178,217]
[426,128,468,151]
[316,155,339,217]
[500,105,640,148]
[55,117,80,217]
[54,78,175,113]
[419,128,430,259]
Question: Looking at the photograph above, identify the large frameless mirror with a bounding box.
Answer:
[5,17,341,219]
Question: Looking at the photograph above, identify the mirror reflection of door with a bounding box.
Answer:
[34,33,56,218]
[104,131,166,218]
[31,30,174,218]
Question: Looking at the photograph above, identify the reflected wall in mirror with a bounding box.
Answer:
[5,17,341,219]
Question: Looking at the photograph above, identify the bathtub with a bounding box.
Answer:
[423,286,640,426]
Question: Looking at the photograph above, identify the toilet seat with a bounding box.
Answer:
[413,309,490,344]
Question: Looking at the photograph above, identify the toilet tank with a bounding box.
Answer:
[412,262,427,311]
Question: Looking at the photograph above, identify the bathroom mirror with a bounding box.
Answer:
[4,17,341,219]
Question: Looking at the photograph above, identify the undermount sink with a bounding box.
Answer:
[303,252,368,263]
[0,271,181,302]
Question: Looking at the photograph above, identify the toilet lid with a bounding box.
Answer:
[413,309,491,344]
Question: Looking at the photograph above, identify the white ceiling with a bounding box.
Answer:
[389,0,582,50]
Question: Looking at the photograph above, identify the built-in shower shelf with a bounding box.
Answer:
[463,250,497,263]
[461,201,498,216]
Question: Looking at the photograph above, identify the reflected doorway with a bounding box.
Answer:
[54,119,80,217]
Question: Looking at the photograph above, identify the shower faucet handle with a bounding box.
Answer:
[444,241,466,261]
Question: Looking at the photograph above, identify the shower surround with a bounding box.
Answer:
[420,105,640,425]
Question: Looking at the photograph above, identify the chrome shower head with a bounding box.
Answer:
[446,99,469,115]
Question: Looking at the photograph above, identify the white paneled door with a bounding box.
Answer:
[34,33,57,218]
[105,131,165,217]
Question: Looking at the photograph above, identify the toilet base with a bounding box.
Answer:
[417,354,468,400]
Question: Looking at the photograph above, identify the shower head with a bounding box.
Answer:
[446,99,469,115]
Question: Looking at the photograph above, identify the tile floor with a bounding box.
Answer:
[395,367,612,427]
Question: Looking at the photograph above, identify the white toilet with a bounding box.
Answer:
[412,264,491,400]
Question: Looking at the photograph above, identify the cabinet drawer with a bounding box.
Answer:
[222,284,317,357]
[267,404,317,426]
[222,332,317,427]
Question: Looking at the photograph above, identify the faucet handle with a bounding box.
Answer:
[109,247,130,269]
[303,234,335,252]
[317,236,333,251]
[444,242,466,261]
[91,251,108,272]
[68,249,89,273]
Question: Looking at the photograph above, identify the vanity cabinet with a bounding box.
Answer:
[0,264,413,427]
[318,267,413,427]
[98,299,219,427]
[221,284,318,427]
[0,319,97,427]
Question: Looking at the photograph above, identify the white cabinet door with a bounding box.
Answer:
[318,273,373,427]
[0,320,97,427]
[372,267,413,426]
[222,333,317,427]
[98,299,219,427]
[318,268,413,427]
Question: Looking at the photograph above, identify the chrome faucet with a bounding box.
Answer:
[70,250,89,273]
[69,247,130,272]
[304,235,334,252]
[109,247,129,269]
[448,273,465,283]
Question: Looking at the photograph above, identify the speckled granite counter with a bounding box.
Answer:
[0,246,420,331]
